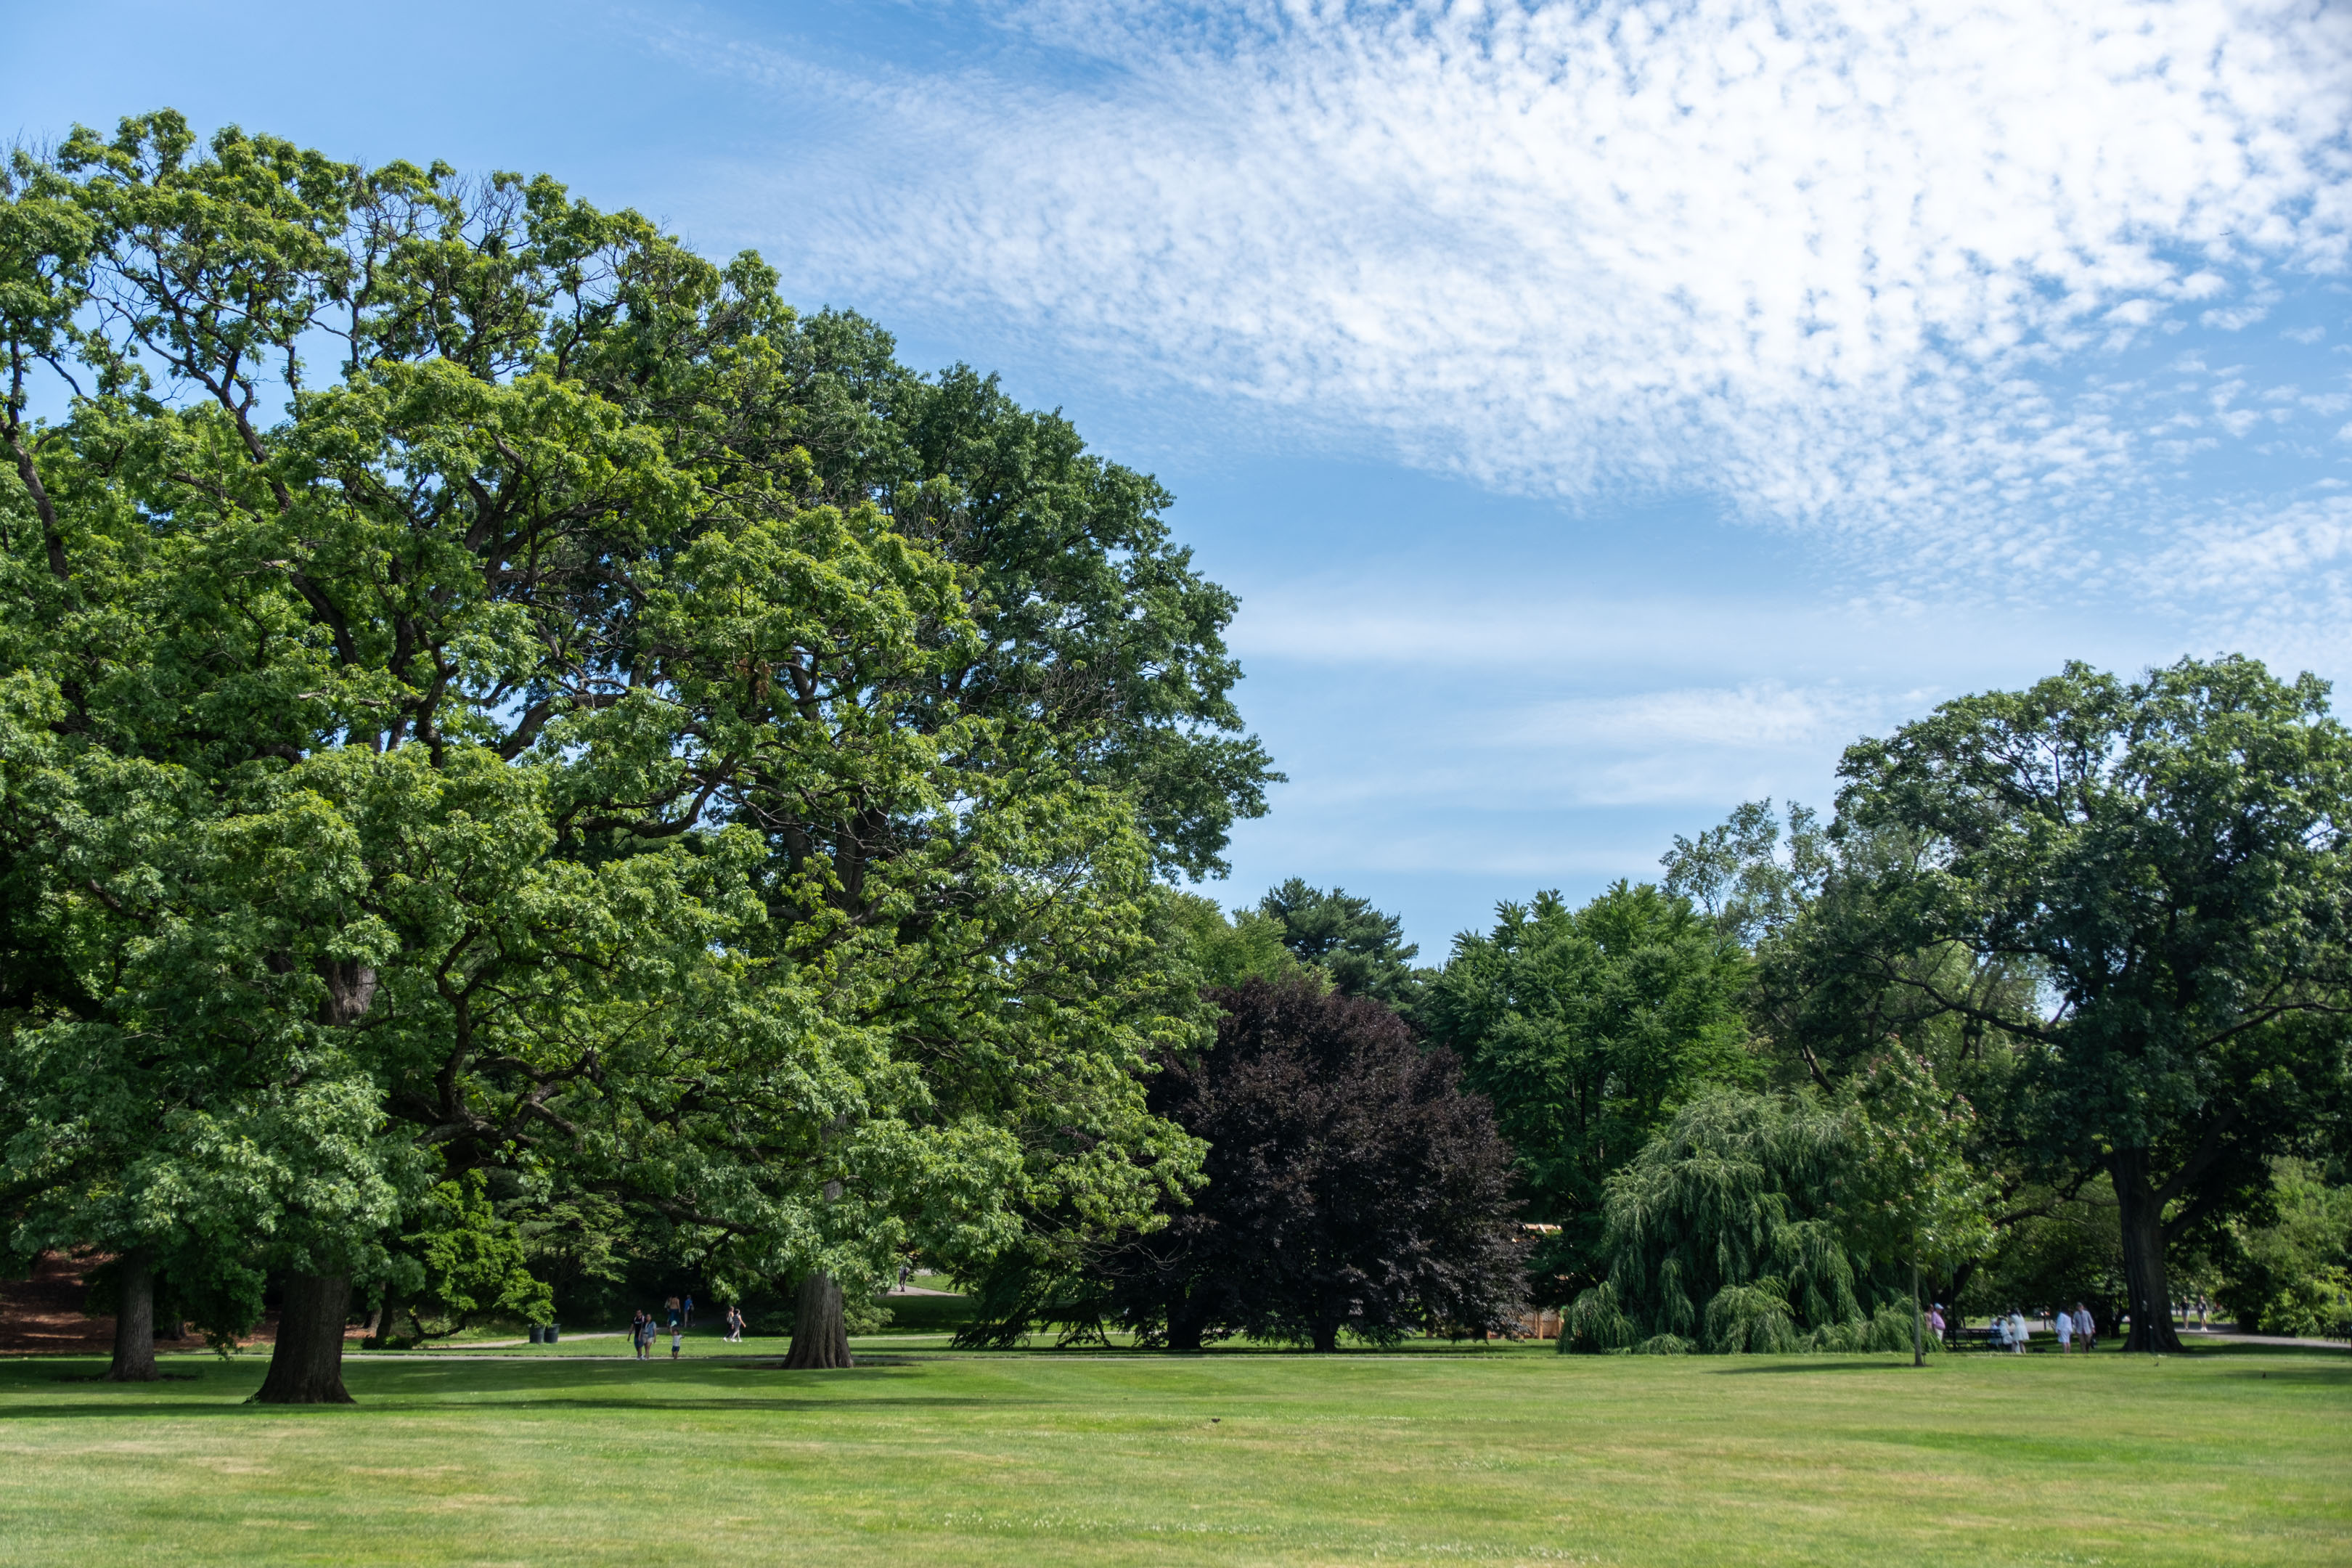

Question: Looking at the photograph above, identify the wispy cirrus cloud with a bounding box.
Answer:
[668,0,2352,600]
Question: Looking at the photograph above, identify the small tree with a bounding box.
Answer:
[1839,1053,1997,1364]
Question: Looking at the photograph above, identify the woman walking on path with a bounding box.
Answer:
[725,1304,744,1343]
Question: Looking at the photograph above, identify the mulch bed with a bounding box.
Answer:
[0,1252,302,1355]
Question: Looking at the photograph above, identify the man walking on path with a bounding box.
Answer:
[2074,1304,2096,1353]
[683,1294,695,1328]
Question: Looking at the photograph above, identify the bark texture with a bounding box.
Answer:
[251,1273,355,1404]
[2112,1151,2184,1354]
[783,1273,854,1370]
[105,1249,157,1382]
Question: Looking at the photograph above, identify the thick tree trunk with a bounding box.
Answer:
[1311,1317,1340,1354]
[252,1273,355,1404]
[1164,1289,1206,1352]
[105,1249,158,1383]
[2111,1151,2183,1354]
[783,1273,854,1370]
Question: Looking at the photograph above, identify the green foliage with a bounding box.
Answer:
[1257,878,1421,1004]
[1424,882,1752,1297]
[1839,1050,1997,1275]
[1836,656,2352,1346]
[1660,798,1829,944]
[0,110,1231,1349]
[1560,1089,1908,1354]
[2215,1160,2352,1337]
[1956,1183,2123,1327]
[1154,889,1313,992]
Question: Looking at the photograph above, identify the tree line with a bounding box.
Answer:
[4,115,2346,1389]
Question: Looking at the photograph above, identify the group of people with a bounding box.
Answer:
[1990,1304,2100,1352]
[629,1293,748,1359]
[1922,1302,2101,1352]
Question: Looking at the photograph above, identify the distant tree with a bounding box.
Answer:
[1837,657,2352,1351]
[1659,799,1830,944]
[1423,883,1752,1301]
[1257,879,1421,1004]
[1101,978,1524,1352]
[1156,889,1312,992]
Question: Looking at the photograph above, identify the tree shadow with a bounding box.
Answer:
[1710,1360,1920,1375]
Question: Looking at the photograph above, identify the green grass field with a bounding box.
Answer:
[0,1341,2342,1567]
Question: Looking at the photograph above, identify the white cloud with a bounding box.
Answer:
[676,0,2352,594]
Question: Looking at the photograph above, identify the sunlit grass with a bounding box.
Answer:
[0,1342,2341,1566]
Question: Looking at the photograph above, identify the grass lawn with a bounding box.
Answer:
[0,1343,2342,1567]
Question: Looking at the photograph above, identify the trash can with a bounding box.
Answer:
[528,1325,544,1344]
[544,1324,559,1344]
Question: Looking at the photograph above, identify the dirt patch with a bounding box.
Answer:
[0,1253,369,1356]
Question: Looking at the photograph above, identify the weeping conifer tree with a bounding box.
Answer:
[1561,1089,1919,1354]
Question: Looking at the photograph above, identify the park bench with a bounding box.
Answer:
[1949,1327,2006,1350]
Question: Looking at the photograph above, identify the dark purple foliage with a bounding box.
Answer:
[1110,977,1527,1351]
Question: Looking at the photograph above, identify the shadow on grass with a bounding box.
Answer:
[1709,1360,1925,1375]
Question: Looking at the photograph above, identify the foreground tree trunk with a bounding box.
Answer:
[783,1273,854,1370]
[106,1248,158,1382]
[252,1273,354,1404]
[1311,1315,1341,1354]
[2112,1151,2184,1354]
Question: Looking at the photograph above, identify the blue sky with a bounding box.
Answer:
[11,0,2351,955]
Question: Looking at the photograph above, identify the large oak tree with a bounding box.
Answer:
[1835,657,2352,1351]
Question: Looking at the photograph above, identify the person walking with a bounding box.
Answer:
[665,1294,680,1329]
[2008,1309,2029,1352]
[630,1310,648,1361]
[2074,1303,2096,1353]
[2054,1302,2073,1353]
[670,1319,683,1360]
[683,1294,695,1328]
[725,1304,744,1344]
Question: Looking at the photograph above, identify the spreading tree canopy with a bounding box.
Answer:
[1836,657,2352,1351]
[0,113,1256,1391]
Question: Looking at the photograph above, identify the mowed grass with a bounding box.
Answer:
[0,1344,2343,1567]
